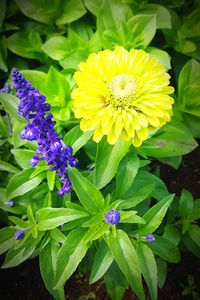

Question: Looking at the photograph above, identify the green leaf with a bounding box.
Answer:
[136,243,157,300]
[182,233,200,258]
[41,36,69,60]
[146,47,171,70]
[89,240,113,284]
[0,35,8,72]
[163,224,181,246]
[0,160,19,174]
[21,70,47,93]
[120,212,145,225]
[56,0,86,25]
[179,189,193,218]
[0,0,6,31]
[90,137,130,189]
[2,232,44,268]
[104,261,128,300]
[15,0,59,24]
[7,31,45,61]
[0,227,15,255]
[127,14,156,49]
[11,149,35,169]
[36,207,89,230]
[39,241,65,300]
[47,171,56,191]
[139,4,171,29]
[0,93,19,119]
[97,0,133,49]
[149,236,180,263]
[119,183,155,210]
[83,0,102,16]
[140,118,198,157]
[156,258,167,289]
[139,194,174,235]
[106,230,145,300]
[178,59,200,117]
[6,168,45,200]
[54,227,90,289]
[115,152,139,199]
[68,167,105,213]
[64,125,93,154]
[188,224,200,248]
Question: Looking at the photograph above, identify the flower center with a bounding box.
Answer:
[109,74,137,107]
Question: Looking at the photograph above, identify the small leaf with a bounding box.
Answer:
[0,160,19,174]
[54,227,89,288]
[0,93,20,119]
[6,168,45,200]
[188,224,200,248]
[36,207,89,230]
[179,189,193,218]
[106,230,145,300]
[56,0,86,25]
[47,171,56,191]
[139,194,174,235]
[68,167,105,213]
[89,240,113,284]
[11,149,35,169]
[0,227,15,255]
[41,36,69,60]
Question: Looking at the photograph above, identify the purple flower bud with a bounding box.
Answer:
[68,157,78,167]
[104,209,120,225]
[145,234,155,242]
[30,156,39,167]
[14,230,25,240]
[0,84,11,94]
[4,200,15,207]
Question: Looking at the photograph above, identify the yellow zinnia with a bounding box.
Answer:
[72,46,174,147]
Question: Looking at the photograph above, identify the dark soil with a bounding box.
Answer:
[0,146,200,300]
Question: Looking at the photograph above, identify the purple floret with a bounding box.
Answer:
[104,209,120,225]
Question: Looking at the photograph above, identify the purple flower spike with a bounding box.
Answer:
[145,234,155,242]
[14,230,25,240]
[0,84,11,94]
[12,68,78,195]
[104,209,120,225]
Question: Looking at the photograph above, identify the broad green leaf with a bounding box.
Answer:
[41,36,69,60]
[2,232,44,268]
[146,47,171,70]
[0,227,15,255]
[68,168,105,213]
[178,59,200,116]
[149,236,180,263]
[0,35,8,72]
[36,207,89,230]
[97,0,133,49]
[179,189,193,218]
[115,152,139,199]
[90,137,130,189]
[54,227,90,288]
[83,0,102,16]
[106,230,145,300]
[89,240,113,284]
[21,70,47,93]
[181,8,200,39]
[7,31,46,62]
[136,243,157,300]
[139,4,171,29]
[188,224,200,248]
[139,194,174,235]
[11,149,35,169]
[59,49,88,70]
[47,171,56,191]
[39,241,65,300]
[0,93,19,119]
[120,211,146,224]
[119,183,155,209]
[156,258,167,289]
[56,0,86,25]
[163,224,181,246]
[0,160,19,174]
[182,233,200,258]
[6,168,45,200]
[15,0,59,24]
[0,0,6,31]
[30,166,49,179]
[104,262,128,300]
[64,125,93,154]
[140,118,198,157]
[127,14,156,49]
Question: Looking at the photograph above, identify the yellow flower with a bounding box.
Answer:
[72,46,174,147]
